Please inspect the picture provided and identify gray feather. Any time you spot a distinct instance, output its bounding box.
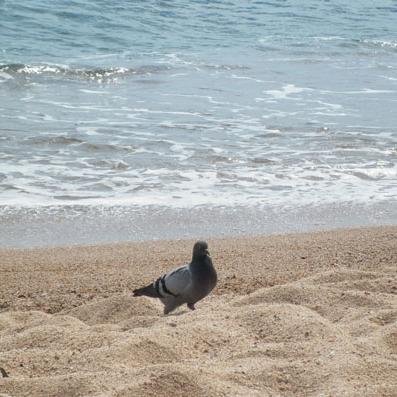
[162,266,192,296]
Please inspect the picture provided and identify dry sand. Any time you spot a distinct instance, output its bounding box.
[0,226,396,396]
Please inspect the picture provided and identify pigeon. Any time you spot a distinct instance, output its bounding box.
[133,241,217,314]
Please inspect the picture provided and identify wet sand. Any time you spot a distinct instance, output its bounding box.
[0,226,396,396]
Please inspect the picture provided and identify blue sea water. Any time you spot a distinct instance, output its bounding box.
[0,1,396,245]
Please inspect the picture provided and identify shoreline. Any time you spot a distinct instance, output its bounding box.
[1,226,396,395]
[1,199,396,248]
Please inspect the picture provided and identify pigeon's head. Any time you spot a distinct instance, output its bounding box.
[192,240,209,260]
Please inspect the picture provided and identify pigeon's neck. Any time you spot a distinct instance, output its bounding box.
[191,257,203,266]
[190,255,217,288]
[191,255,212,268]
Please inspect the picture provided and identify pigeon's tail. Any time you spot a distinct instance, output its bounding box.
[133,283,159,298]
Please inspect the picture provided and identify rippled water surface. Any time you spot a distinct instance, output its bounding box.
[1,0,396,211]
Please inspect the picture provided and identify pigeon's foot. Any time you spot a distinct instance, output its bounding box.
[187,303,196,311]
[163,307,173,315]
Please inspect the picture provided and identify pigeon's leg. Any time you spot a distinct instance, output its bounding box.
[163,300,180,315]
[187,303,195,311]
[163,307,171,315]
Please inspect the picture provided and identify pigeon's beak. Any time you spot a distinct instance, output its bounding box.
[205,249,210,256]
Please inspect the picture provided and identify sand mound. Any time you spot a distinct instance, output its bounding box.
[0,227,396,396]
[237,303,338,342]
[304,269,397,295]
[65,294,160,325]
[109,338,180,366]
[235,269,395,325]
[116,369,208,397]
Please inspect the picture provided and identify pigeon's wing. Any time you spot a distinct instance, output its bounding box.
[158,265,192,298]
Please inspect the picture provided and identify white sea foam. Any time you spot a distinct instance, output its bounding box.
[380,75,397,81]
[0,71,13,81]
[362,39,397,49]
[230,74,266,83]
[79,89,109,94]
[263,84,310,99]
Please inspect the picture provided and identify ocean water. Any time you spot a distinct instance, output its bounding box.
[0,1,396,246]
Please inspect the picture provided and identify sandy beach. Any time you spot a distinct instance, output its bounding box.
[0,226,396,396]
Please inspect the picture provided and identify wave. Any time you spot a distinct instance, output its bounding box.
[0,63,171,81]
[21,135,137,154]
[22,135,84,146]
[255,36,397,57]
[360,39,397,51]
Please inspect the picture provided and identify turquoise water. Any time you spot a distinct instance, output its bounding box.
[0,1,396,211]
